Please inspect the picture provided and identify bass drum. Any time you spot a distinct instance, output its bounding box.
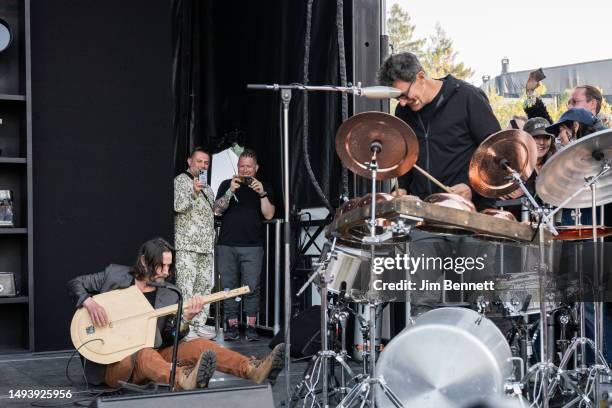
[376,308,512,408]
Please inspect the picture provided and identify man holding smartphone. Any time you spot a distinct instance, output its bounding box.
[174,147,216,340]
[214,148,275,341]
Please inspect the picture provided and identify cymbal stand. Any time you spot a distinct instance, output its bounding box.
[544,161,612,406]
[500,163,561,408]
[501,161,557,235]
[338,143,404,408]
[292,237,358,408]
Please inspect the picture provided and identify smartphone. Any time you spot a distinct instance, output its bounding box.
[198,169,208,185]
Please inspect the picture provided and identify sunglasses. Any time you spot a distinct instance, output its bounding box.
[396,73,424,102]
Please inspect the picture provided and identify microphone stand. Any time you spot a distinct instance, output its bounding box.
[246,81,398,403]
[167,285,183,392]
[147,281,183,392]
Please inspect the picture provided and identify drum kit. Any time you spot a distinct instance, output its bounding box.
[289,111,612,408]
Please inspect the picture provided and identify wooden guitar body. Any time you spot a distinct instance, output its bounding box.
[70,285,249,364]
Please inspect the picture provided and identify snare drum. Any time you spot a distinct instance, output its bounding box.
[318,245,366,296]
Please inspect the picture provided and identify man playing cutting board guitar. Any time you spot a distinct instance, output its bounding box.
[67,237,285,391]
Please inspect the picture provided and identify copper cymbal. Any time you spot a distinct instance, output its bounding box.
[480,208,517,222]
[356,193,395,208]
[335,112,419,180]
[423,193,476,212]
[336,197,361,217]
[469,129,537,198]
[417,193,476,236]
[335,193,393,218]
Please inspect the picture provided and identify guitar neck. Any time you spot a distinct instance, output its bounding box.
[151,286,249,319]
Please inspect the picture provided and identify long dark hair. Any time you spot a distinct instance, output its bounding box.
[574,122,598,139]
[129,238,176,281]
[537,140,556,167]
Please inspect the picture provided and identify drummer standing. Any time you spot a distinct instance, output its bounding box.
[377,52,500,206]
[377,52,501,316]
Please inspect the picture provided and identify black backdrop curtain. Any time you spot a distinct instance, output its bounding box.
[172,0,349,211]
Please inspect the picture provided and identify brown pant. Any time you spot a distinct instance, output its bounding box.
[104,339,251,389]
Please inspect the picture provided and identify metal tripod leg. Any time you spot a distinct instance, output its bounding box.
[338,377,405,408]
[378,376,406,408]
[547,336,610,405]
[337,380,368,408]
[289,354,322,408]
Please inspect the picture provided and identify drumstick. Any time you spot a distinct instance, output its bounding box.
[413,164,453,193]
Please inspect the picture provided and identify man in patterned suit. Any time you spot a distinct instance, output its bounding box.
[174,147,216,340]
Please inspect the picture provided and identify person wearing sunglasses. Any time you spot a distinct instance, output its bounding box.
[377,52,501,317]
[378,52,500,205]
[525,74,607,132]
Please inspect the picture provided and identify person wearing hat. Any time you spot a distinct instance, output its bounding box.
[545,107,599,150]
[500,117,555,201]
[547,109,612,365]
[544,108,600,225]
[524,72,607,131]
[524,117,556,172]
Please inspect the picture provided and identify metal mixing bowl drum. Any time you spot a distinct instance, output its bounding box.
[376,307,512,408]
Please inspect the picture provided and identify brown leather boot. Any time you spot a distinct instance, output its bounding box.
[177,350,216,390]
[246,343,285,384]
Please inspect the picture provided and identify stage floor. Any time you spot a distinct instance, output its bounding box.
[0,334,316,407]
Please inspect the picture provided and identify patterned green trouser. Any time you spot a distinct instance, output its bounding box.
[175,251,214,331]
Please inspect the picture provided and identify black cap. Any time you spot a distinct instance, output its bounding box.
[523,117,553,137]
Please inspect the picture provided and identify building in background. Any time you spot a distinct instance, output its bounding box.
[481,58,612,103]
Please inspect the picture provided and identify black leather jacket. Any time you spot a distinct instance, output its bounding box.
[67,264,187,385]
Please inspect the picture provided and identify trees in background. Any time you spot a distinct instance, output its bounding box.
[387,4,611,127]
[387,5,472,81]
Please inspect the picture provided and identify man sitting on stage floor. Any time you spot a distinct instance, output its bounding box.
[67,237,285,391]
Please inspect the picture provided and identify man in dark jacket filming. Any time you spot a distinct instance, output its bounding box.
[378,52,500,205]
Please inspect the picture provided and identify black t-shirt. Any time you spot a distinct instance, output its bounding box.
[143,288,157,307]
[216,179,274,246]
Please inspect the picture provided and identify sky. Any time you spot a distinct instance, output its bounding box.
[388,0,612,85]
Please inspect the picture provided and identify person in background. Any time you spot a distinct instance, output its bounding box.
[174,147,216,340]
[500,117,556,201]
[524,71,607,131]
[214,149,275,341]
[544,108,599,225]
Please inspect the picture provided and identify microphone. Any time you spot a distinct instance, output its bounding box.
[245,83,401,99]
[354,86,402,99]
